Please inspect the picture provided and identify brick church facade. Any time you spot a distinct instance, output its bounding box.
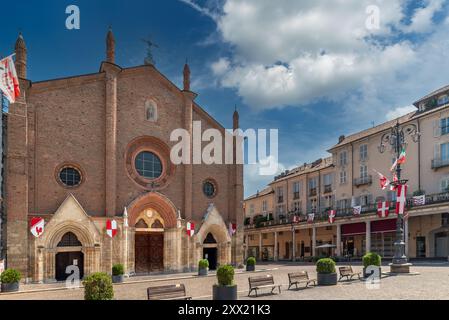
[4,30,244,283]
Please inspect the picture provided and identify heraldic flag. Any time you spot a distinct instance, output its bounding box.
[0,55,20,103]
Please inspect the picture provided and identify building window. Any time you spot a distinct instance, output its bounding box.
[203,180,217,198]
[59,166,82,187]
[292,201,301,212]
[323,173,333,192]
[438,95,449,106]
[308,178,317,196]
[249,204,255,215]
[145,100,158,122]
[441,177,449,193]
[441,118,449,136]
[293,181,301,199]
[441,142,449,161]
[360,144,368,161]
[339,151,347,166]
[135,151,163,180]
[262,200,267,213]
[57,232,82,247]
[340,171,347,184]
[277,187,284,203]
[360,165,368,179]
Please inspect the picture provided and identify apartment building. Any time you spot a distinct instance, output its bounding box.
[244,85,449,261]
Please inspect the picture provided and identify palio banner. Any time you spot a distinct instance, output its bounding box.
[30,217,45,238]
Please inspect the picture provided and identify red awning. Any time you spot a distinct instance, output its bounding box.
[371,219,396,233]
[341,222,366,236]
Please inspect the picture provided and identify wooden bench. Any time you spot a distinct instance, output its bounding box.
[147,284,192,300]
[248,274,281,297]
[288,271,316,290]
[338,266,361,282]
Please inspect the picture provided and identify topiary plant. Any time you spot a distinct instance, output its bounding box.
[198,259,209,269]
[0,269,21,283]
[316,258,336,274]
[246,257,256,266]
[216,265,235,286]
[362,252,382,268]
[83,272,114,300]
[112,264,124,276]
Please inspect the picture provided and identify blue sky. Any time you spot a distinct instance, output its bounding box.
[2,0,449,198]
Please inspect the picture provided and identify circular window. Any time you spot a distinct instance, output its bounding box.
[135,151,163,180]
[203,180,217,198]
[59,167,82,187]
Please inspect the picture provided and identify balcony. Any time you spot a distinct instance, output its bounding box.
[431,158,449,170]
[293,192,300,200]
[354,175,372,187]
[324,184,333,194]
[277,196,284,204]
[309,188,317,197]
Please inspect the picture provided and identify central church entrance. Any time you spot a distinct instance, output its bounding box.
[134,209,165,274]
[203,233,218,270]
[55,232,85,281]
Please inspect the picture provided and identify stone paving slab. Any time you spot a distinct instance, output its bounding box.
[1,263,448,300]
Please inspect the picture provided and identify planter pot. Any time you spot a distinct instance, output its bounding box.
[1,282,19,293]
[198,268,208,276]
[246,265,255,272]
[363,266,381,278]
[112,275,124,284]
[212,284,237,300]
[317,273,337,286]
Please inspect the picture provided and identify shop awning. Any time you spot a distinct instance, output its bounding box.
[341,222,366,236]
[371,219,396,233]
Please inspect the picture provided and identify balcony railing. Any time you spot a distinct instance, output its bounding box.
[354,175,372,187]
[431,158,449,170]
[293,192,300,200]
[246,192,449,229]
[324,185,332,194]
[309,188,317,197]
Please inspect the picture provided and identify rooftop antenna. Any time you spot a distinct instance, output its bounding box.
[141,35,159,66]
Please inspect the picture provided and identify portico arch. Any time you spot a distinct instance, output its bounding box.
[127,192,178,228]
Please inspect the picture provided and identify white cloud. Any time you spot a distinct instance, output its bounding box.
[182,0,448,112]
[386,105,417,120]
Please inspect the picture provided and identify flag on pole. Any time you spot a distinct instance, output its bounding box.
[396,184,408,215]
[373,169,390,190]
[377,201,389,218]
[390,172,398,191]
[186,221,195,237]
[106,219,118,238]
[292,215,300,223]
[412,195,426,206]
[307,213,315,224]
[391,148,406,171]
[0,55,20,103]
[328,210,336,224]
[123,207,129,227]
[353,206,362,216]
[30,217,45,238]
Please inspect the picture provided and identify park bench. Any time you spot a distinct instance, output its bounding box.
[248,274,281,297]
[338,266,361,282]
[147,284,192,300]
[287,271,316,290]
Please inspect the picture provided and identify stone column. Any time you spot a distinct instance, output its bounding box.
[259,233,263,261]
[274,232,278,261]
[292,228,296,262]
[365,221,371,254]
[336,224,342,256]
[312,227,316,257]
[404,218,409,257]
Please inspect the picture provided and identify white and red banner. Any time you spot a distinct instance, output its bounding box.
[328,210,336,224]
[413,195,426,206]
[106,219,118,238]
[353,206,362,216]
[307,213,315,224]
[292,215,300,223]
[373,169,390,190]
[377,201,390,218]
[30,217,45,238]
[186,221,195,237]
[0,55,20,103]
[228,222,237,236]
[396,184,408,215]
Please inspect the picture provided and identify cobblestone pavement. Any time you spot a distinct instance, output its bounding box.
[1,262,449,300]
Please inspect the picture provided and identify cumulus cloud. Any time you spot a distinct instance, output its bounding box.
[182,0,448,111]
[386,105,417,120]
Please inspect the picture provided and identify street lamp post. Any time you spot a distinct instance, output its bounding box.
[378,121,420,273]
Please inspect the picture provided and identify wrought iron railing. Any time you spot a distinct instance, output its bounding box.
[353,175,372,186]
[431,158,449,169]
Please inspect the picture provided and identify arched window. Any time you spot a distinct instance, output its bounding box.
[151,219,164,229]
[203,233,217,244]
[135,219,149,228]
[145,100,158,122]
[57,232,82,247]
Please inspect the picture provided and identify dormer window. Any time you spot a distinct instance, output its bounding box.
[145,100,158,122]
[419,103,426,112]
[438,95,449,106]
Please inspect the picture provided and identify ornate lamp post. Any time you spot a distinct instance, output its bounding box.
[378,121,420,273]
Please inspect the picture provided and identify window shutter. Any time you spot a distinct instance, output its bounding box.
[435,143,441,160]
[434,119,441,138]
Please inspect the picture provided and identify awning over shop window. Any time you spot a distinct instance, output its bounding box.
[371,219,396,233]
[341,222,366,236]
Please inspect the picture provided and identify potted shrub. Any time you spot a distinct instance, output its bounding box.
[0,269,21,293]
[198,259,209,276]
[111,264,124,283]
[362,252,382,278]
[212,265,237,300]
[316,258,337,286]
[83,272,114,300]
[246,257,256,272]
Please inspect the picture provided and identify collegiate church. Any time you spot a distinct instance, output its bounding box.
[5,29,244,283]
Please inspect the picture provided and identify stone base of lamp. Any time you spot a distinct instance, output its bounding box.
[389,262,412,274]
